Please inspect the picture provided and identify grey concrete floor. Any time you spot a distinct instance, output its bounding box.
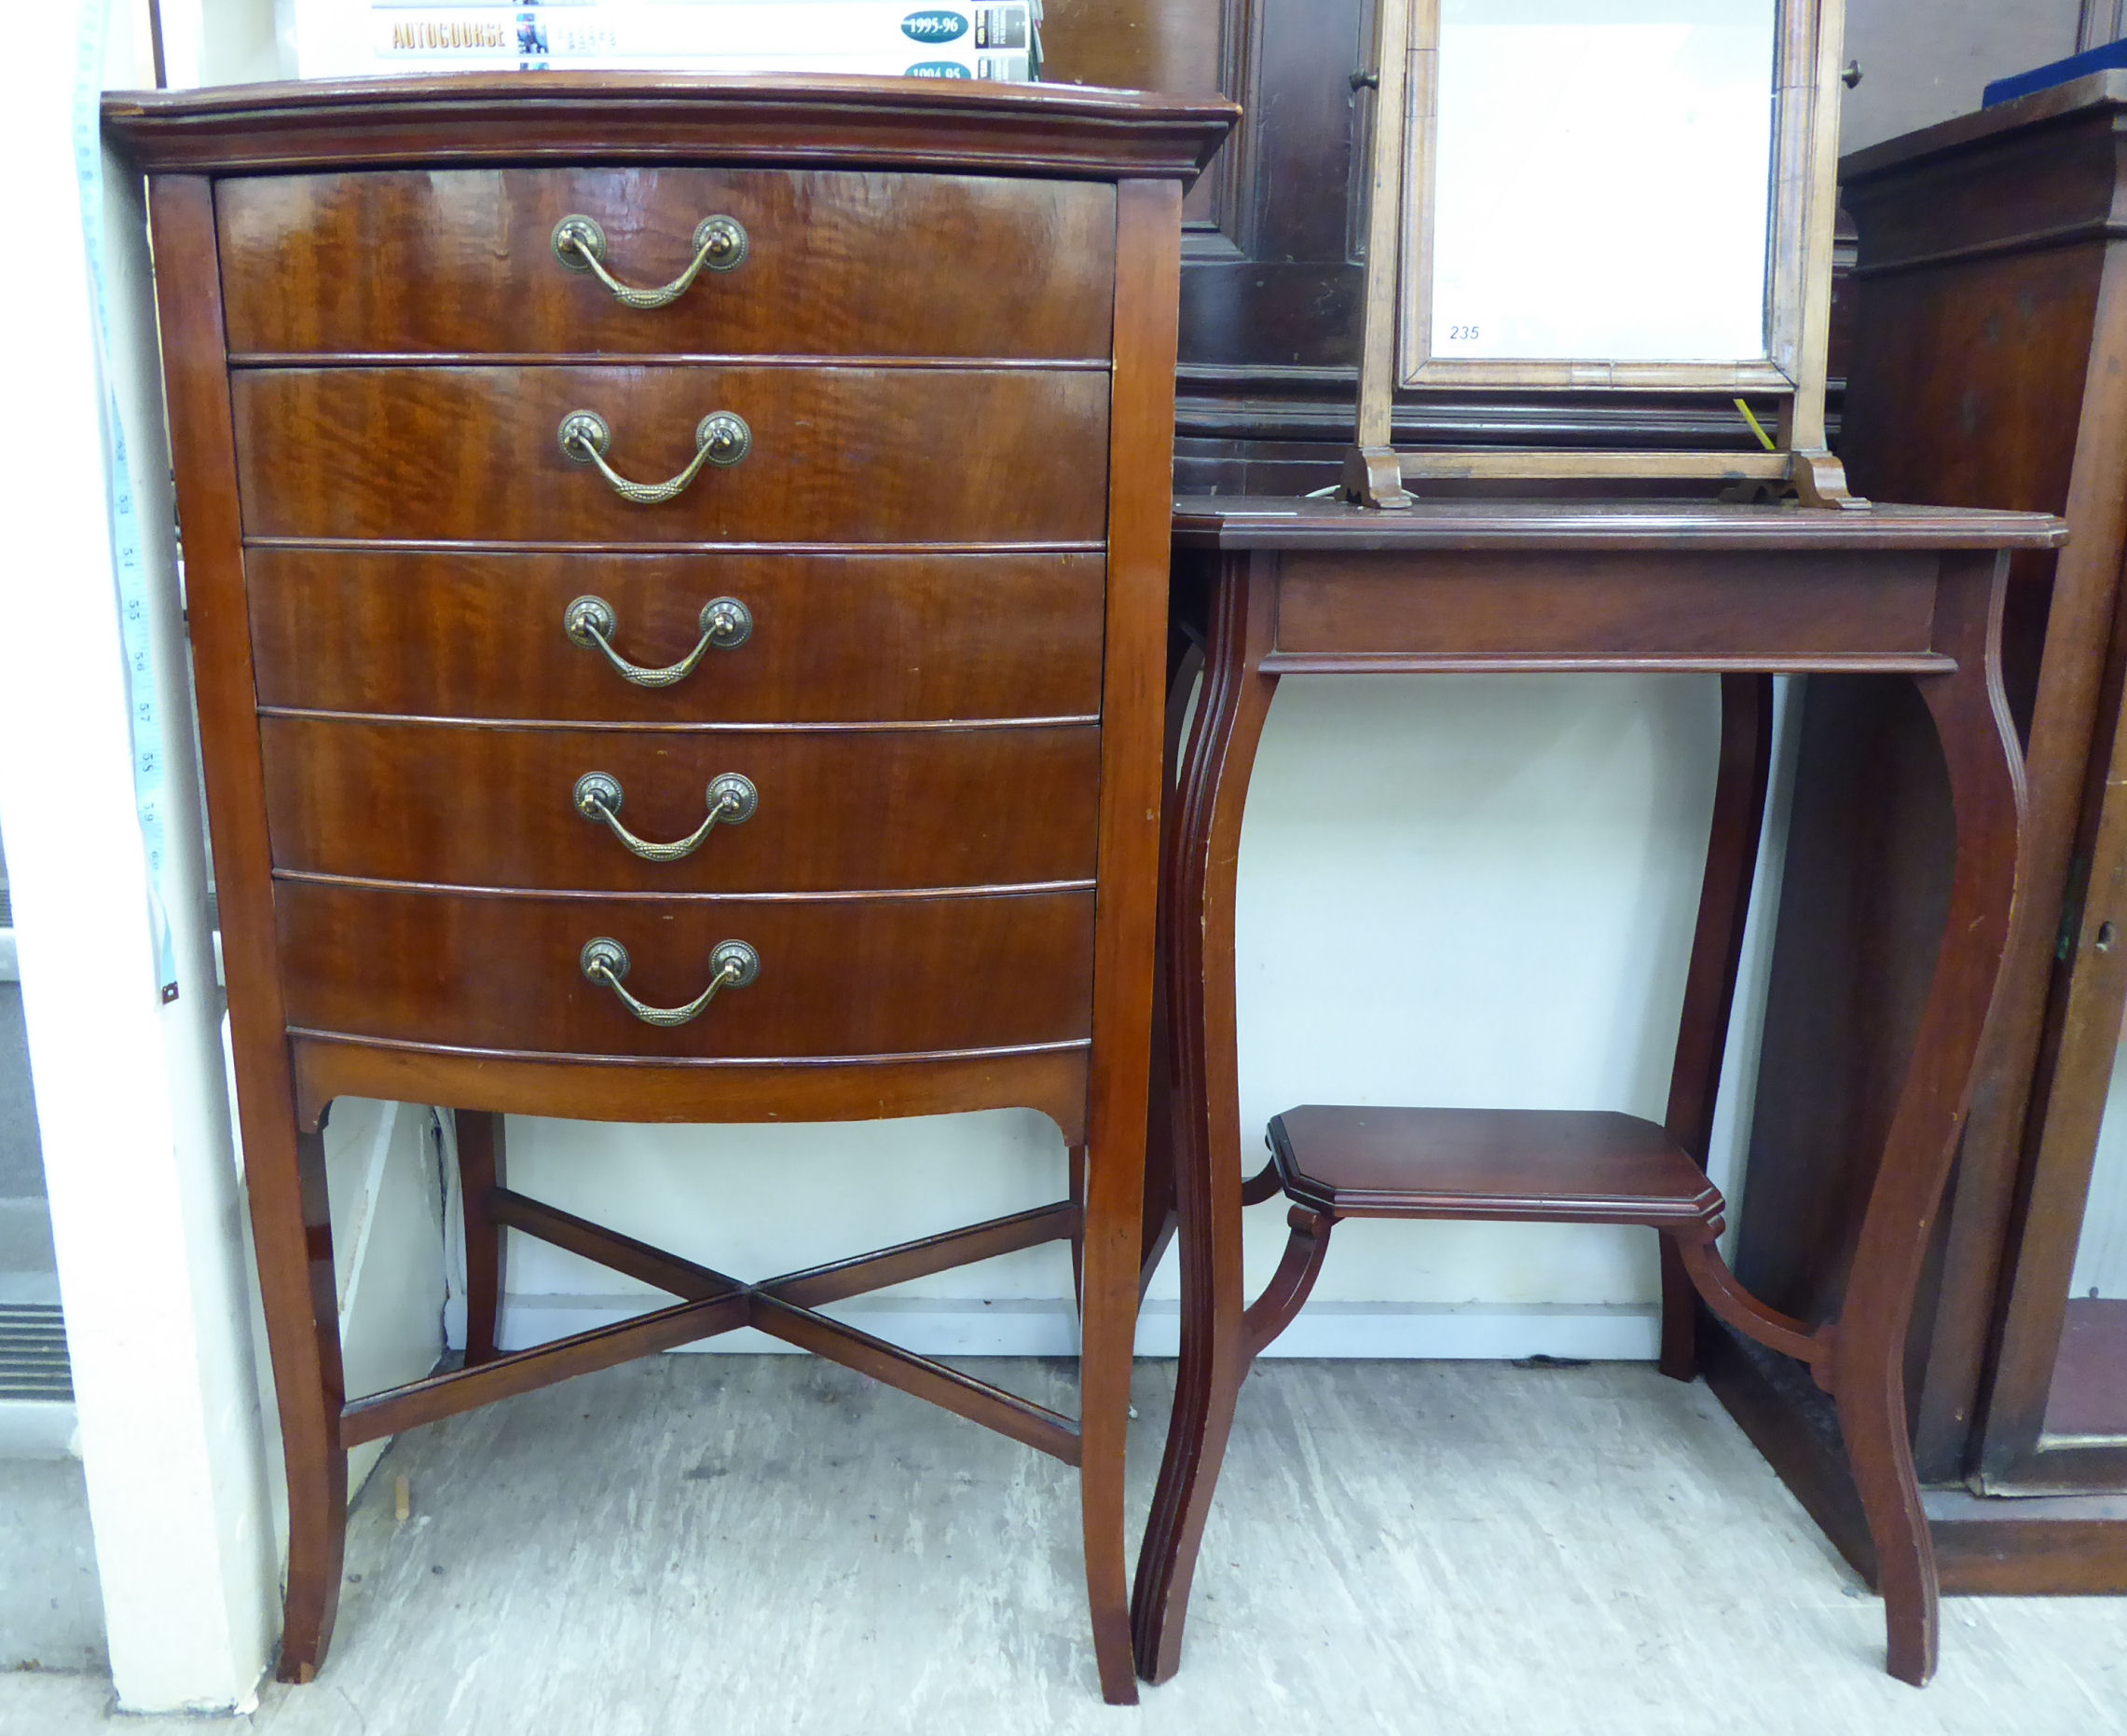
[0,973,86,1672]
[1,1356,2121,1735]
[0,1458,104,1675]
[0,986,44,1199]
[0,983,57,1307]
[4,793,2103,1730]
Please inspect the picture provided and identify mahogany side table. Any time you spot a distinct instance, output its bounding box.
[1130,498,2066,1688]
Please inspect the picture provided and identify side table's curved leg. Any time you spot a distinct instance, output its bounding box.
[458,1110,508,1367]
[1132,555,1280,1684]
[1660,673,1774,1381]
[266,1120,350,1681]
[1832,555,2024,1686]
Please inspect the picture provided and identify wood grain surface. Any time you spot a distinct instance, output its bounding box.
[290,1040,1092,1144]
[110,74,1230,1704]
[1835,84,2127,1510]
[218,168,1115,361]
[244,548,1106,723]
[1171,496,2067,552]
[103,72,1238,182]
[144,172,351,1682]
[258,716,1101,892]
[1269,550,1942,666]
[231,365,1110,543]
[1132,506,2053,1693]
[1266,1106,1726,1227]
[274,882,1096,1059]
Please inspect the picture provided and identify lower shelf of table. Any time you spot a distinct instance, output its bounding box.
[1267,1104,1724,1230]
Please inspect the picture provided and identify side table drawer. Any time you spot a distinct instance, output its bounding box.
[1269,551,1942,665]
[216,169,1117,361]
[245,548,1107,723]
[232,365,1110,544]
[275,883,1097,1059]
[259,718,1102,893]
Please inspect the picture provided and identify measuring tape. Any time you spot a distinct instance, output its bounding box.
[72,0,179,1003]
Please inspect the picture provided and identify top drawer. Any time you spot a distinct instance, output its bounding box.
[216,169,1117,362]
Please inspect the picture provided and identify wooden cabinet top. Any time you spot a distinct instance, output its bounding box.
[1172,497,2068,554]
[1842,69,2127,183]
[102,72,1238,182]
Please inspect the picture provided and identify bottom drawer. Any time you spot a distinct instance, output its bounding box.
[275,883,1095,1061]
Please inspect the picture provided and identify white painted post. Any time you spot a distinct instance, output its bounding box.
[0,1,279,1711]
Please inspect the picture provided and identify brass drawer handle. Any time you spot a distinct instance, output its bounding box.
[563,595,752,689]
[572,771,758,863]
[580,936,759,1028]
[558,409,751,505]
[551,213,748,309]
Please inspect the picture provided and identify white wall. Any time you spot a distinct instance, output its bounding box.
[160,0,284,84]
[1842,0,2081,152]
[324,1102,448,1489]
[2072,1045,2127,1301]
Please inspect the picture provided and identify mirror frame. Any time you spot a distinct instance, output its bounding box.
[1346,0,1859,509]
[1400,0,1812,391]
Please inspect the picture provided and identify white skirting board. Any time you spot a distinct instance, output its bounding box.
[475,1293,1664,1362]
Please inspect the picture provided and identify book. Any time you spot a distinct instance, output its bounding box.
[1983,39,2127,109]
[281,1,1040,82]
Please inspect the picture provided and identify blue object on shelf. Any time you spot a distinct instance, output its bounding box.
[1984,40,2127,108]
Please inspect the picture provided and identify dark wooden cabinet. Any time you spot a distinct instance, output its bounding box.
[106,73,1234,1702]
[1704,72,2127,1591]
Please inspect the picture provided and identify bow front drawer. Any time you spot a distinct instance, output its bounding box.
[274,883,1096,1060]
[216,169,1117,361]
[244,549,1106,724]
[259,718,1102,893]
[231,365,1109,544]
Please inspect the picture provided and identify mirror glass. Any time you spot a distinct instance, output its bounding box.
[1425,0,1779,364]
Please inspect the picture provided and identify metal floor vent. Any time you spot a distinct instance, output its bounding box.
[0,1304,71,1402]
[0,883,12,928]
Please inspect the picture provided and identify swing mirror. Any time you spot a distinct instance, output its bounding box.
[1413,0,1793,386]
[1349,0,1855,507]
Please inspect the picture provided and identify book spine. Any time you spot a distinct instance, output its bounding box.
[343,4,1033,77]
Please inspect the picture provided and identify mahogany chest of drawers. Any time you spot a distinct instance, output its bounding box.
[106,75,1233,1703]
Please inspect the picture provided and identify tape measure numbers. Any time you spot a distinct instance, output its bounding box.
[73,0,179,1003]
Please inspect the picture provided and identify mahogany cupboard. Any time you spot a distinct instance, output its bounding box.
[1705,74,2127,1589]
[103,74,1234,1700]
